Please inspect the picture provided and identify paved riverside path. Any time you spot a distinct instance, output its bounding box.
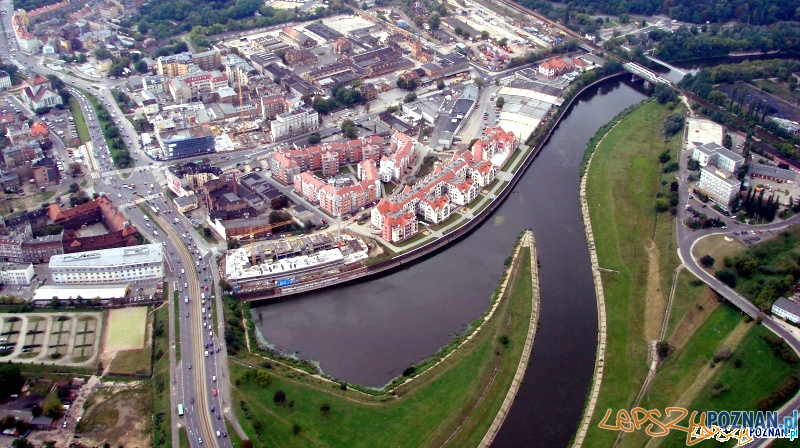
[479,230,541,447]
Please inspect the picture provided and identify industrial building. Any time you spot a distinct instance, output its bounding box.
[49,244,164,284]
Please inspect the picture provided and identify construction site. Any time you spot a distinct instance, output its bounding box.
[223,231,370,292]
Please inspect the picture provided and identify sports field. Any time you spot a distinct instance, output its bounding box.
[105,307,147,351]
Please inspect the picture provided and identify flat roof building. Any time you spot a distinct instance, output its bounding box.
[49,244,163,284]
[156,126,215,160]
[32,284,129,306]
[772,297,800,325]
[0,262,34,285]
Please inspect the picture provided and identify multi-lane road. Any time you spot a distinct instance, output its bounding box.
[0,5,238,443]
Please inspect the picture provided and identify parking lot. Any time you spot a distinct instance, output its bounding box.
[0,312,103,366]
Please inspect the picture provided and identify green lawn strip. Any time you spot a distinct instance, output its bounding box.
[659,324,800,448]
[393,231,431,248]
[665,270,708,339]
[68,96,91,144]
[501,148,522,172]
[429,213,462,232]
[230,248,533,447]
[385,182,398,195]
[152,304,172,448]
[73,86,133,170]
[224,418,244,446]
[443,218,466,235]
[511,147,532,173]
[583,101,684,446]
[620,304,745,447]
[179,427,190,448]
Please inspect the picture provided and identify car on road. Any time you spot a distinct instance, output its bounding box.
[205,350,209,357]
[212,375,216,382]
[212,389,217,396]
[216,430,221,437]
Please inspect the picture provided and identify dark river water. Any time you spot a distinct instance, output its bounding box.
[252,77,648,446]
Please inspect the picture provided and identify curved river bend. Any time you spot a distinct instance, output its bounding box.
[252,79,648,446]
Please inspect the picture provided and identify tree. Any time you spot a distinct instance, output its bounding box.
[69,182,80,193]
[273,389,286,404]
[308,132,321,145]
[341,119,357,139]
[700,254,715,268]
[481,30,489,40]
[219,279,232,292]
[134,60,149,73]
[241,441,254,448]
[320,402,331,414]
[11,439,34,448]
[227,240,241,250]
[404,92,417,103]
[0,364,24,401]
[495,97,505,109]
[68,162,83,177]
[473,77,486,89]
[454,26,463,37]
[104,126,120,139]
[43,392,63,418]
[427,13,441,31]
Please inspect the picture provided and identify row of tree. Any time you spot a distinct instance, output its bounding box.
[514,0,799,26]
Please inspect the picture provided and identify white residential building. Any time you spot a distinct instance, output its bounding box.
[692,142,745,173]
[0,71,11,90]
[270,106,320,141]
[0,262,35,285]
[698,166,741,209]
[49,244,164,284]
[772,297,800,325]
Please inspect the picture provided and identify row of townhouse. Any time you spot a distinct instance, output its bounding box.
[269,135,386,185]
[371,151,497,243]
[294,159,381,217]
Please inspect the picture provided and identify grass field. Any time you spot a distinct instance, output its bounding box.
[620,303,746,447]
[105,307,147,351]
[230,244,534,447]
[107,348,152,375]
[691,234,746,274]
[582,100,685,446]
[659,323,800,448]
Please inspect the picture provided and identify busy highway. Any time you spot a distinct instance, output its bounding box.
[0,2,235,441]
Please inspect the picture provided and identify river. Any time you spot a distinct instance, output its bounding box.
[251,77,648,446]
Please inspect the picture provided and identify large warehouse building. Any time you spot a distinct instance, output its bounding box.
[49,244,164,284]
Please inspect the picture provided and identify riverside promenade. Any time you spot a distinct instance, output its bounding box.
[479,230,541,447]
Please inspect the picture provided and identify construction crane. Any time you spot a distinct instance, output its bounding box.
[238,81,244,127]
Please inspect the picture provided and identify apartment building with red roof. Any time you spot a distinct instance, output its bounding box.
[371,151,496,243]
[294,159,381,217]
[471,126,518,167]
[269,135,385,185]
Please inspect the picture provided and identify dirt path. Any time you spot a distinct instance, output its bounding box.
[644,241,666,342]
[668,291,722,350]
[645,321,752,448]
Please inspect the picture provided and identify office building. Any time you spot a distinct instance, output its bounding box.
[49,244,164,284]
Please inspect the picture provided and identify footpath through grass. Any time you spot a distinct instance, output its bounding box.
[582,100,685,446]
[230,245,534,447]
[658,322,800,448]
